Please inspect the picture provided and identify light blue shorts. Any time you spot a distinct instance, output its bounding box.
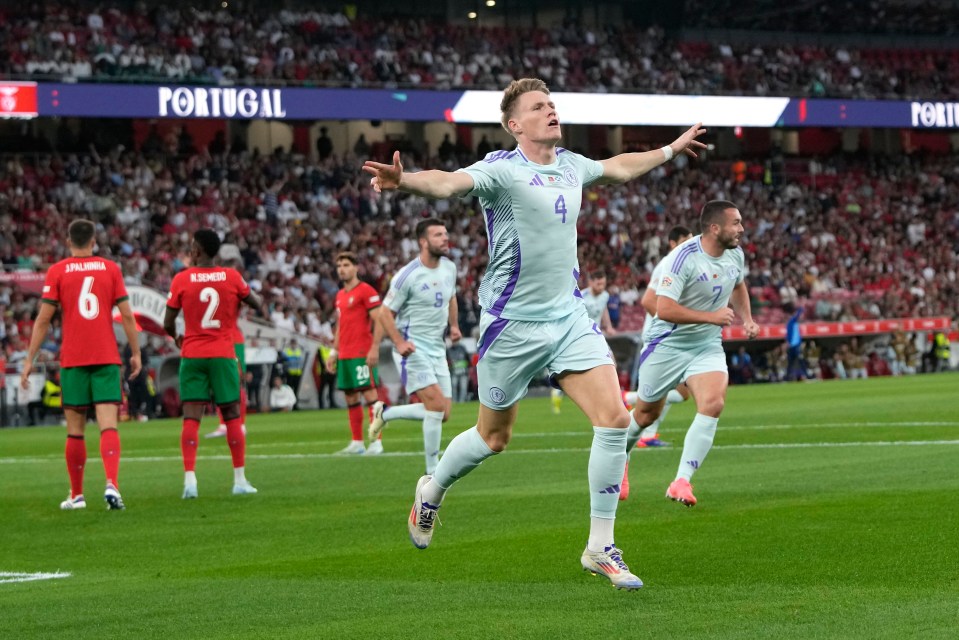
[476,307,614,409]
[636,340,727,402]
[393,349,452,398]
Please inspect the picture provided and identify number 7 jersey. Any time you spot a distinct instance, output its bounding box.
[167,266,250,358]
[644,235,746,349]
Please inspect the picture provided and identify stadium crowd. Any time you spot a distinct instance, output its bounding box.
[2,4,959,99]
[1,139,956,367]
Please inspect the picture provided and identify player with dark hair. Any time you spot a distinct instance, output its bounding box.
[629,201,758,508]
[364,77,706,589]
[164,229,263,499]
[368,217,459,474]
[21,219,141,510]
[326,251,385,454]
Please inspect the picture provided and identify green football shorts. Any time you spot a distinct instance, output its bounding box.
[60,364,122,408]
[179,357,241,405]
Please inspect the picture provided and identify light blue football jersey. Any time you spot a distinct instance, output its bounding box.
[383,256,457,359]
[459,147,604,321]
[643,235,746,348]
[641,258,667,342]
[581,288,609,325]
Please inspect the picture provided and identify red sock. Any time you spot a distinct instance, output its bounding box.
[99,428,121,489]
[182,418,200,472]
[348,404,363,441]
[226,416,245,468]
[65,435,86,499]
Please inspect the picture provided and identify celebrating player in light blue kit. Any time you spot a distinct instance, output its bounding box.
[630,201,759,508]
[363,78,706,590]
[370,218,460,475]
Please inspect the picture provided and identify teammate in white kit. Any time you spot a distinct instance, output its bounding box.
[629,201,759,508]
[363,77,707,590]
[370,218,460,475]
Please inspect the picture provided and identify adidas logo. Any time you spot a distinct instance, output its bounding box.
[697,273,709,282]
[528,174,545,186]
[420,283,430,291]
[599,484,621,495]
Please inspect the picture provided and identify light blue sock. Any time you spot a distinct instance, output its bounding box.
[422,410,444,475]
[677,413,718,481]
[422,426,495,505]
[588,426,628,519]
[639,401,673,441]
[383,403,426,421]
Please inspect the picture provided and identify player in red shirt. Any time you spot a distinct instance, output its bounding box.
[20,219,141,511]
[164,229,263,499]
[326,251,385,454]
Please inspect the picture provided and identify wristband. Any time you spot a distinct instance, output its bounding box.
[660,145,674,161]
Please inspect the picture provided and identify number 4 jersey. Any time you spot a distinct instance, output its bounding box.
[41,256,129,367]
[458,147,604,322]
[167,266,250,359]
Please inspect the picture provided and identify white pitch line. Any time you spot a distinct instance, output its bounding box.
[1,439,958,465]
[0,571,71,585]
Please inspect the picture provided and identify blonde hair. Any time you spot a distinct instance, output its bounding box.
[500,78,550,136]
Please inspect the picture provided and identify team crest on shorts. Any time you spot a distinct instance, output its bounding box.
[642,384,653,398]
[489,387,506,404]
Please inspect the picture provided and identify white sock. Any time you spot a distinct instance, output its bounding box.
[423,426,495,505]
[184,470,197,487]
[233,466,247,484]
[588,516,615,553]
[383,403,426,421]
[625,412,643,454]
[588,426,627,519]
[639,401,673,441]
[624,391,638,406]
[667,389,685,404]
[422,410,444,475]
[677,413,718,481]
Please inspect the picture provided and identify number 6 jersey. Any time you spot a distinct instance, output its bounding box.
[40,256,129,367]
[167,266,250,358]
[383,257,457,359]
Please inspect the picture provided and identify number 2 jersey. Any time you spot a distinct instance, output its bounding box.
[40,256,129,367]
[643,235,746,349]
[383,257,457,359]
[458,147,604,322]
[167,266,250,359]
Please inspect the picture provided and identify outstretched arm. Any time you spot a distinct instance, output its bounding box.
[362,151,475,199]
[597,123,708,185]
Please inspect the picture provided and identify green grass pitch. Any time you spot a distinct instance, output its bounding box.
[2,374,958,639]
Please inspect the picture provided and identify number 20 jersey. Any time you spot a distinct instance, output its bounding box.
[167,267,250,359]
[458,148,604,322]
[41,257,129,367]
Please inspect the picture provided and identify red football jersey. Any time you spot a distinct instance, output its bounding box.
[335,281,381,358]
[167,267,250,359]
[41,257,128,367]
